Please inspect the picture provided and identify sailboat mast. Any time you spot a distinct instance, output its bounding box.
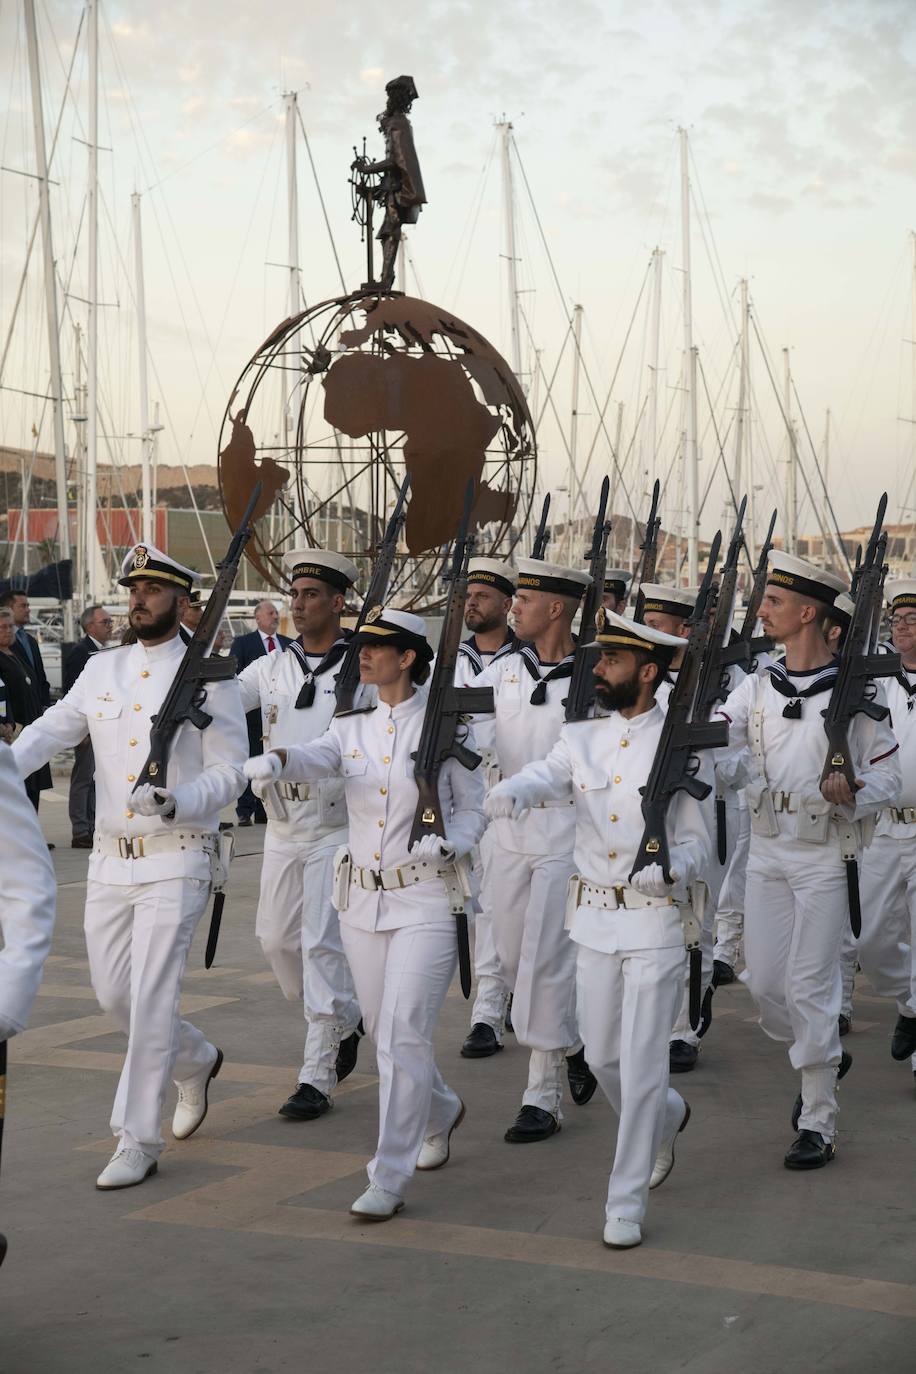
[679,128,699,583]
[24,0,74,637]
[568,303,583,559]
[86,0,99,599]
[647,247,663,478]
[783,347,798,555]
[732,277,749,546]
[498,119,523,381]
[131,193,153,544]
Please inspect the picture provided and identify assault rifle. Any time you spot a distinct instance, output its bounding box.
[820,493,901,936]
[565,475,611,722]
[409,482,494,999]
[334,473,410,714]
[630,533,728,1028]
[718,507,777,677]
[134,482,262,792]
[631,479,662,624]
[531,493,552,559]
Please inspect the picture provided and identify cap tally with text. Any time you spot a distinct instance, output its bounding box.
[515,558,592,600]
[467,557,516,597]
[603,568,631,597]
[118,544,200,594]
[352,605,434,663]
[638,583,697,619]
[587,607,686,653]
[766,551,845,607]
[282,547,359,593]
[887,578,916,611]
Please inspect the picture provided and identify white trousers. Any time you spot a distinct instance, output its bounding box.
[487,846,578,1113]
[743,832,846,1137]
[255,827,360,1094]
[839,833,916,1017]
[577,940,686,1224]
[84,876,215,1157]
[469,828,510,1033]
[341,919,460,1198]
[714,801,750,968]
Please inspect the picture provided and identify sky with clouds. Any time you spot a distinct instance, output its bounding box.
[2,0,915,546]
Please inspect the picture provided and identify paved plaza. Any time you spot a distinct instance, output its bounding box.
[2,785,915,1373]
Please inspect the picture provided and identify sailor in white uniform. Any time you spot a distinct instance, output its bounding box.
[716,552,901,1169]
[487,611,712,1249]
[602,569,631,615]
[0,743,58,1039]
[474,557,594,1143]
[237,549,364,1121]
[454,557,517,1059]
[245,608,485,1221]
[838,580,916,1067]
[11,545,247,1190]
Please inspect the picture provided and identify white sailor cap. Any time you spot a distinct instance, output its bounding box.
[639,583,697,619]
[766,551,846,606]
[467,557,516,597]
[887,578,916,611]
[587,607,686,652]
[825,592,855,627]
[118,544,199,594]
[352,605,434,663]
[603,568,632,595]
[516,558,592,600]
[282,548,359,593]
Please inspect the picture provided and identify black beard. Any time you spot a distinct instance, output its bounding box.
[464,611,503,636]
[594,676,641,712]
[130,603,179,642]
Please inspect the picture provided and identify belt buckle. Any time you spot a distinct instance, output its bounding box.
[613,885,626,909]
[117,835,144,859]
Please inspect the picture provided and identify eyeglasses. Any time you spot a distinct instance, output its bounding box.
[890,615,916,629]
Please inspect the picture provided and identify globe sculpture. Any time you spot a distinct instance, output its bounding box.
[217,290,537,608]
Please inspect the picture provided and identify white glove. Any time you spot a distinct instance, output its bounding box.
[244,753,283,783]
[629,862,679,898]
[485,783,527,821]
[0,1014,21,1043]
[409,834,456,864]
[131,783,176,819]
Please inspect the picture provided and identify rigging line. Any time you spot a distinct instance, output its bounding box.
[295,103,346,294]
[696,352,753,574]
[687,143,739,340]
[142,104,278,194]
[0,4,85,389]
[791,373,856,568]
[578,255,652,480]
[510,132,639,523]
[445,128,497,304]
[750,312,851,575]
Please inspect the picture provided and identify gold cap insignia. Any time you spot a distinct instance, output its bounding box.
[366,605,382,624]
[133,545,149,570]
[596,606,607,632]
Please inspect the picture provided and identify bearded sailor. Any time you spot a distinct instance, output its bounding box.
[487,610,712,1248]
[715,551,901,1169]
[474,557,595,1142]
[453,557,517,1059]
[237,548,364,1121]
[11,544,248,1189]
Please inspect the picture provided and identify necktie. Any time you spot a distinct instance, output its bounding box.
[766,661,837,718]
[518,646,575,705]
[267,635,276,652]
[288,639,349,708]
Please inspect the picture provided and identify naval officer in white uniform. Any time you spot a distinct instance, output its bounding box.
[238,548,364,1120]
[487,611,712,1248]
[245,608,485,1221]
[12,544,248,1189]
[715,551,901,1169]
[0,742,58,1039]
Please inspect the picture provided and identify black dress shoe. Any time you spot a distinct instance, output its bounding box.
[784,1129,836,1170]
[278,1083,332,1120]
[566,1048,598,1105]
[712,959,736,987]
[791,1050,852,1131]
[669,1040,698,1073]
[504,994,514,1035]
[71,835,93,849]
[461,1023,503,1059]
[335,1021,364,1083]
[218,821,234,832]
[891,1013,916,1061]
[838,1013,851,1037]
[504,1105,560,1143]
[237,816,254,828]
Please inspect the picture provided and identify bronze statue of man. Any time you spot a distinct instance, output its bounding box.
[353,75,426,292]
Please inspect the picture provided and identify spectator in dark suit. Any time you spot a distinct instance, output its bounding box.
[230,600,290,825]
[0,606,50,813]
[0,591,51,709]
[63,604,114,847]
[0,594,52,818]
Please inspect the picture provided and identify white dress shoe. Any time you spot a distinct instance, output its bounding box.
[603,1217,642,1249]
[96,1148,158,1191]
[172,1048,223,1140]
[649,1100,691,1190]
[349,1184,404,1221]
[417,1100,465,1171]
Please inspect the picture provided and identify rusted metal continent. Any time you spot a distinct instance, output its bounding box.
[217,407,289,584]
